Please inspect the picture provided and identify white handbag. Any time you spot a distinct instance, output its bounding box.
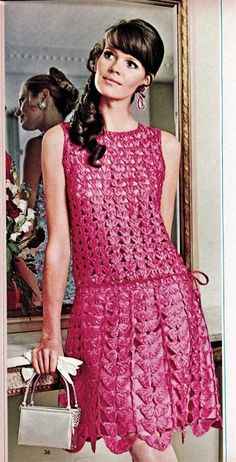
[18,371,81,449]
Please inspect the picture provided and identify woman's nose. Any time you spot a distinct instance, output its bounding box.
[109,60,121,74]
[15,107,21,117]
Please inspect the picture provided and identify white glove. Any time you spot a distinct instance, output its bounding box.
[57,356,83,384]
[21,350,83,384]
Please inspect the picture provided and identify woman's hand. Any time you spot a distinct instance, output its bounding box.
[31,337,64,375]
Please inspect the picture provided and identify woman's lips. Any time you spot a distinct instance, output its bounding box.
[103,77,121,85]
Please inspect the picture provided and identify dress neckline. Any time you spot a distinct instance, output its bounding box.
[103,123,142,136]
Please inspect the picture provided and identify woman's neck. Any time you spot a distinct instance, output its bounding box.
[41,110,64,133]
[99,98,137,132]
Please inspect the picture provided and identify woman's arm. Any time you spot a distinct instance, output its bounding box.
[31,125,70,375]
[23,136,42,209]
[160,131,181,237]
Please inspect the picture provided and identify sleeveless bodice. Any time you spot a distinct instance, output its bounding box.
[62,123,187,288]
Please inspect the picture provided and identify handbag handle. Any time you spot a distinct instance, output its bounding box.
[22,371,78,410]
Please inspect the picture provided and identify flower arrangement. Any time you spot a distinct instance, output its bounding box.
[6,154,45,315]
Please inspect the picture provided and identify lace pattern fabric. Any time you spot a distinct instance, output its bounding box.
[60,122,222,454]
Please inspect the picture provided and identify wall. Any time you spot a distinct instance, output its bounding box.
[221,1,236,461]
[0,4,8,462]
[184,0,222,460]
[150,81,175,134]
[190,0,222,323]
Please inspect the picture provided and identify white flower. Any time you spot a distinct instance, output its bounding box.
[6,179,18,196]
[20,220,32,234]
[27,208,35,220]
[13,198,27,214]
[10,232,21,242]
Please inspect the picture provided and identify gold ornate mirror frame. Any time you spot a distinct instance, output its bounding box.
[176,0,192,270]
[158,0,191,269]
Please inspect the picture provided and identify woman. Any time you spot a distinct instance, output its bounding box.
[15,68,78,304]
[32,20,222,462]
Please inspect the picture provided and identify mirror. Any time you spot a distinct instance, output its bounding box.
[5,0,190,331]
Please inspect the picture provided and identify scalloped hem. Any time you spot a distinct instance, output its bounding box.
[68,418,223,455]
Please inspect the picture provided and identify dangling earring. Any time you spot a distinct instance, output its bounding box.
[137,86,146,111]
[38,100,47,110]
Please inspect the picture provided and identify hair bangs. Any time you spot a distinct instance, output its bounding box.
[105,23,150,72]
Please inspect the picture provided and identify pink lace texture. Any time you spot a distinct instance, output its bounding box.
[60,122,222,454]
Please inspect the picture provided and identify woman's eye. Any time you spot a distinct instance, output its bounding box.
[127,60,138,69]
[103,50,114,59]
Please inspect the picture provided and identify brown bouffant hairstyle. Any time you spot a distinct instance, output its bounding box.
[70,19,164,167]
[24,67,79,119]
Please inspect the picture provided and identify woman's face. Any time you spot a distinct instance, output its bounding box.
[94,44,150,103]
[15,84,45,131]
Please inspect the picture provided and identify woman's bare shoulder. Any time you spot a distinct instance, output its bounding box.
[42,125,64,160]
[160,130,181,159]
[43,124,64,144]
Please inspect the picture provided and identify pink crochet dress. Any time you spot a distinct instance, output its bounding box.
[61,122,222,454]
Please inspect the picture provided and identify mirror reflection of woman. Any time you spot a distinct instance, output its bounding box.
[32,20,222,462]
[15,68,78,305]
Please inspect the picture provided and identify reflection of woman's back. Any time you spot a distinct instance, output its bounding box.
[15,67,79,304]
[34,177,75,303]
